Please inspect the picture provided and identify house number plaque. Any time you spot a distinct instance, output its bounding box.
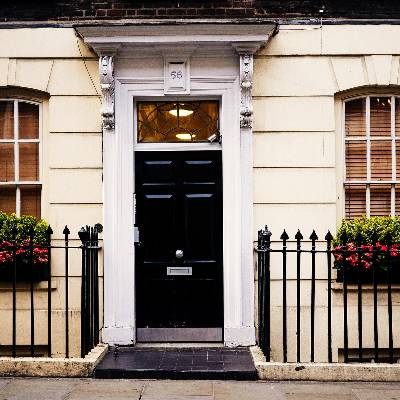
[164,59,190,94]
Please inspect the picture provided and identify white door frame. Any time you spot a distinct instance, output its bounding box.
[102,75,255,346]
[77,22,276,346]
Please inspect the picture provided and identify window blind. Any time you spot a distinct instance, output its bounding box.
[345,96,399,218]
[0,101,41,218]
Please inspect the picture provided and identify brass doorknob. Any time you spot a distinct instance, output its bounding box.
[175,249,184,259]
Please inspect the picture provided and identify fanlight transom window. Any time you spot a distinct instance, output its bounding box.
[137,101,219,143]
[344,96,400,218]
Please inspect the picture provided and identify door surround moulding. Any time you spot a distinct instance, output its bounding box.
[78,23,276,347]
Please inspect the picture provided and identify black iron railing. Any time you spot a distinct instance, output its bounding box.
[0,224,102,358]
[256,226,400,364]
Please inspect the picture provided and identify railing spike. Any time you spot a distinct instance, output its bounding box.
[295,229,303,240]
[280,229,289,241]
[264,225,272,237]
[385,231,392,245]
[355,231,363,246]
[309,230,318,241]
[325,230,333,242]
[63,225,71,235]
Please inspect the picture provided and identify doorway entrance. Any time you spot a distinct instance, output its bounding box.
[135,150,223,342]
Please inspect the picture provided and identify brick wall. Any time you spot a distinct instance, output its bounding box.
[1,0,400,21]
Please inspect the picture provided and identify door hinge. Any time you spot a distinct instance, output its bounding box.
[133,192,137,221]
[134,226,140,244]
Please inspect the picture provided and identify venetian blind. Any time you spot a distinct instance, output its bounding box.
[345,96,398,219]
[0,101,41,218]
[345,98,367,217]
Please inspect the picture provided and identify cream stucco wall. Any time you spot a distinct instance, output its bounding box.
[0,28,103,357]
[253,24,400,362]
[2,24,400,359]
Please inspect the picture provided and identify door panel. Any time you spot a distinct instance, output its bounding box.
[184,193,216,260]
[142,194,176,261]
[135,151,223,341]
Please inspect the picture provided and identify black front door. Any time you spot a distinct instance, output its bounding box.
[135,151,223,342]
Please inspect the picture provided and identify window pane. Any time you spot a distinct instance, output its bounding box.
[0,143,14,182]
[345,185,366,218]
[0,186,16,214]
[345,98,366,137]
[19,102,39,139]
[20,185,41,218]
[370,184,391,216]
[371,140,392,180]
[0,101,14,139]
[397,141,400,180]
[370,97,391,136]
[396,98,400,137]
[346,140,367,180]
[19,143,39,181]
[396,186,400,214]
[137,101,219,143]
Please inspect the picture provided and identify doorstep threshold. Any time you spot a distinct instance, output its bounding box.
[135,342,224,348]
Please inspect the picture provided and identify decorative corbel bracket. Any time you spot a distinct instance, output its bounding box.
[238,53,254,129]
[99,55,115,131]
[233,43,263,131]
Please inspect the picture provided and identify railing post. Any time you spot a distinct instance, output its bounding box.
[263,226,272,362]
[79,226,89,358]
[355,232,363,362]
[12,226,17,358]
[29,228,35,357]
[93,226,100,346]
[371,232,379,363]
[46,225,53,358]
[88,227,94,352]
[295,229,303,363]
[340,230,349,363]
[280,230,289,363]
[386,232,394,363]
[257,229,264,354]
[63,226,70,358]
[309,230,318,363]
[325,231,333,363]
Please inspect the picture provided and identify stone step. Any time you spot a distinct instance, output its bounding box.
[94,347,257,380]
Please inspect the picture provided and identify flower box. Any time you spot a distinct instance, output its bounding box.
[0,260,49,282]
[0,213,50,283]
[333,216,400,284]
[336,265,400,284]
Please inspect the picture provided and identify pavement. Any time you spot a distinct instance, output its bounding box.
[0,378,399,399]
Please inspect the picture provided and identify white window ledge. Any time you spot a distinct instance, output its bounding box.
[0,279,57,291]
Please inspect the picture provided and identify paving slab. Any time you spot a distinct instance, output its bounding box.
[214,381,286,400]
[285,395,356,400]
[0,378,81,400]
[0,378,400,399]
[0,378,11,390]
[141,396,214,400]
[143,380,213,396]
[352,388,400,400]
[278,382,357,395]
[72,378,147,392]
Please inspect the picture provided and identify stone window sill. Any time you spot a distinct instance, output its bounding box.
[0,279,57,291]
[332,282,400,291]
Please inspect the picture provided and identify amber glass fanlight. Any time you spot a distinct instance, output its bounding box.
[137,101,219,143]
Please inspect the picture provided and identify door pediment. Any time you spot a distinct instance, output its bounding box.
[76,23,276,57]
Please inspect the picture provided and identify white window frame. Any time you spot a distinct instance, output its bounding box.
[0,99,42,217]
[343,95,399,218]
